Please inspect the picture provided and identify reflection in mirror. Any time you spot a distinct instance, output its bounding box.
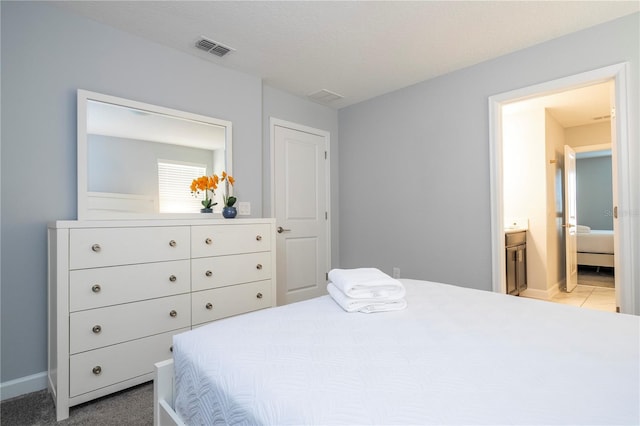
[77,90,232,219]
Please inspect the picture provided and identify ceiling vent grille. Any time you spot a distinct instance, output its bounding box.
[195,37,235,57]
[308,89,344,103]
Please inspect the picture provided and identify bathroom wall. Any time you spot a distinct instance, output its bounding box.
[502,106,547,293]
[565,121,611,148]
[545,110,566,291]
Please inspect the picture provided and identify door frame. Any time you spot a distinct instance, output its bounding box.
[269,117,332,299]
[488,63,634,314]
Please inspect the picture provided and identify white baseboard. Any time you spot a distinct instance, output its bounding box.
[0,371,47,401]
[519,288,550,300]
[520,281,561,300]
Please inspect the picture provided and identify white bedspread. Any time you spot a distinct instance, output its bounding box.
[577,229,614,254]
[173,279,640,425]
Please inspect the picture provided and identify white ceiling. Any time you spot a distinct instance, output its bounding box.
[52,1,637,112]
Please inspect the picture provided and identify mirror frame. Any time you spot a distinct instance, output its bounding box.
[77,89,232,220]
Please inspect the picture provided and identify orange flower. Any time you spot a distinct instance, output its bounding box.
[191,174,219,209]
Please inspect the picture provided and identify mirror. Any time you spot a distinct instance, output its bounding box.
[77,90,232,220]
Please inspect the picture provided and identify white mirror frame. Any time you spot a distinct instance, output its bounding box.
[77,89,232,220]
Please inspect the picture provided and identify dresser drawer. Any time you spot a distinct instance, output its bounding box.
[191,224,271,258]
[69,260,190,312]
[192,280,272,325]
[70,294,190,354]
[69,227,190,269]
[69,328,187,397]
[191,252,272,291]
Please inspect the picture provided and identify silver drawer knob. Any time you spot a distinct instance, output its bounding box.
[169,310,177,318]
[205,238,212,245]
[256,264,263,270]
[92,366,102,375]
[92,325,102,334]
[256,235,262,241]
[92,284,101,293]
[205,270,212,277]
[169,275,177,282]
[169,240,177,247]
[205,302,213,310]
[91,244,101,252]
[256,292,263,299]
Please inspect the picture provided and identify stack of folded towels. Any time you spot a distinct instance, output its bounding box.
[327,268,407,313]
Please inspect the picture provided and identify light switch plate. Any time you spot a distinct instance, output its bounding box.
[238,202,250,215]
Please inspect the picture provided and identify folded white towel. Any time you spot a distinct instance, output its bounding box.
[327,283,407,313]
[328,268,406,300]
[577,225,591,233]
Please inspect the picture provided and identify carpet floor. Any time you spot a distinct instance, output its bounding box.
[577,265,615,288]
[0,382,152,426]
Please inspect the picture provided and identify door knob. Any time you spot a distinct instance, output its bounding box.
[277,226,291,234]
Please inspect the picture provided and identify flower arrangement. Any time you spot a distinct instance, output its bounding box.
[220,171,236,208]
[190,174,219,210]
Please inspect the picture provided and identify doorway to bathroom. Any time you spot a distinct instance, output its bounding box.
[488,63,633,314]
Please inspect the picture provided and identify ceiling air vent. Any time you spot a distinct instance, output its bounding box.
[308,89,344,104]
[195,37,235,57]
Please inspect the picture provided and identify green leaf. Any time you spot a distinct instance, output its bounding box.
[226,196,237,207]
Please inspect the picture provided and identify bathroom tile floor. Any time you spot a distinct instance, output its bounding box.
[552,268,615,312]
[522,268,616,312]
[550,284,616,312]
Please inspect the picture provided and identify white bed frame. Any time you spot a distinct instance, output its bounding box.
[577,252,614,268]
[154,359,185,426]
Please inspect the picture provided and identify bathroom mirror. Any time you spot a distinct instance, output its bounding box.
[77,90,232,220]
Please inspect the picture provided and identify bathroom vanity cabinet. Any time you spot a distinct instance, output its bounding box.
[505,230,527,296]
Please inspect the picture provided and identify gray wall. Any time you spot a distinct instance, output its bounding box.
[262,85,340,268]
[338,13,639,294]
[577,156,614,230]
[0,1,337,386]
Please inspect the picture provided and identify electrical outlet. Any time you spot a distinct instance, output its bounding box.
[392,267,400,279]
[238,202,250,215]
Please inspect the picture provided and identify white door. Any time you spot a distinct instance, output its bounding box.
[273,121,330,305]
[608,82,620,311]
[564,145,578,292]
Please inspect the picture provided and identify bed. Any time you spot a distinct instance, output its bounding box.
[577,228,614,269]
[154,278,639,425]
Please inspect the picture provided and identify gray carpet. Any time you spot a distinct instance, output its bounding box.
[578,266,615,288]
[0,382,153,426]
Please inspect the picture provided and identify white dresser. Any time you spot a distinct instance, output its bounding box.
[48,218,276,421]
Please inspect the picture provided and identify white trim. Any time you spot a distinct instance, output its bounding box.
[573,143,611,154]
[0,371,47,401]
[489,63,634,314]
[520,286,559,301]
[520,279,562,301]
